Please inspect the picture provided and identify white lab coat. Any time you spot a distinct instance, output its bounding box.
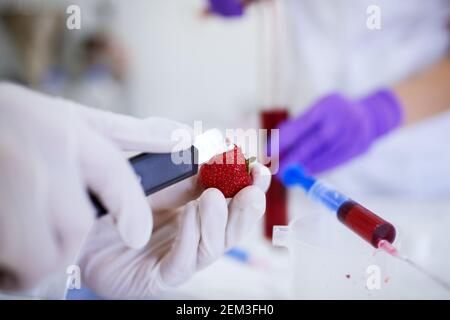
[285,0,450,198]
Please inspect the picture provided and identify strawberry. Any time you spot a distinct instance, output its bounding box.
[199,145,254,198]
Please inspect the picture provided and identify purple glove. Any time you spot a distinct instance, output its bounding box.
[208,0,245,17]
[277,89,404,176]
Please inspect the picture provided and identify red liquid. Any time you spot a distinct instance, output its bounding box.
[337,201,396,248]
[260,108,289,240]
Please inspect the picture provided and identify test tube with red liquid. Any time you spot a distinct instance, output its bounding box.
[282,165,396,248]
[260,108,289,240]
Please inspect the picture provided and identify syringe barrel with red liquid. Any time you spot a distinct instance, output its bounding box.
[282,165,396,248]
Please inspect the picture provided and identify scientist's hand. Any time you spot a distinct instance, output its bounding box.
[78,162,271,298]
[278,90,404,175]
[207,0,245,17]
[0,83,191,292]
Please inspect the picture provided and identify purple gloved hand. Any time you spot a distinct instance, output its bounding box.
[208,0,245,17]
[277,89,404,176]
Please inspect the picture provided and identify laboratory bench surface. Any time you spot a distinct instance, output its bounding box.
[3,195,450,300]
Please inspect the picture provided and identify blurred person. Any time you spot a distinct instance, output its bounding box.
[209,0,450,197]
[0,2,63,87]
[65,32,131,114]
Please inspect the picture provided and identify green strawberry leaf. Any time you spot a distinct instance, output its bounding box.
[246,156,257,174]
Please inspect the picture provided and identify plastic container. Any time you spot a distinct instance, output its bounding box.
[273,212,399,299]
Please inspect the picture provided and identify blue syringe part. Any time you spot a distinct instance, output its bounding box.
[281,164,316,192]
[281,164,348,212]
[226,247,250,263]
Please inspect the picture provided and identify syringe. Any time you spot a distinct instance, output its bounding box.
[282,165,396,248]
[282,164,450,292]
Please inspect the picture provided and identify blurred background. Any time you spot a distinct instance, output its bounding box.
[2,0,450,198]
[0,0,269,127]
[1,0,450,299]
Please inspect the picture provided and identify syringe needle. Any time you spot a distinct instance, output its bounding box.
[401,257,450,292]
[378,240,450,292]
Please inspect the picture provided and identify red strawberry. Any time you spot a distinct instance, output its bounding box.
[199,145,253,198]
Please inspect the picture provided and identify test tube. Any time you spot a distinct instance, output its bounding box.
[260,108,289,239]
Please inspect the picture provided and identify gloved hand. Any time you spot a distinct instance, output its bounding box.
[278,89,404,176]
[78,162,271,298]
[208,0,246,17]
[0,83,192,292]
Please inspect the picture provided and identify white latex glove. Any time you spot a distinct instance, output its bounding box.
[78,162,271,299]
[0,83,192,292]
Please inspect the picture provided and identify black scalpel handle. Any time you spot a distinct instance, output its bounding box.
[92,146,198,217]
